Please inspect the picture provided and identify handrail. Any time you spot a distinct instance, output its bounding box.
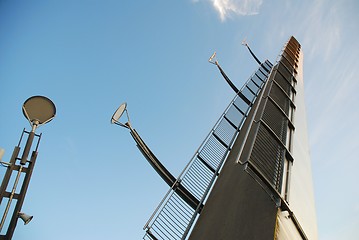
[143,60,273,240]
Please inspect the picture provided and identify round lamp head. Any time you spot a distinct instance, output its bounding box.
[111,102,127,124]
[22,96,56,126]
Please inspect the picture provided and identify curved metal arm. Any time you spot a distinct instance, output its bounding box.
[209,53,240,94]
[129,128,175,187]
[216,64,239,93]
[129,127,201,210]
[111,103,201,209]
[242,40,262,65]
[246,45,262,65]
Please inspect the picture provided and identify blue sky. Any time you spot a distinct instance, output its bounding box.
[0,0,358,239]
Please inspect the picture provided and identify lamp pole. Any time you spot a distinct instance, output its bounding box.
[0,96,56,239]
[241,38,262,65]
[110,103,201,210]
[208,52,240,93]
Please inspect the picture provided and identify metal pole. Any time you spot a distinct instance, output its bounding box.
[0,124,39,239]
[6,150,37,239]
[20,122,38,165]
[20,132,34,165]
[0,165,23,232]
[0,96,55,239]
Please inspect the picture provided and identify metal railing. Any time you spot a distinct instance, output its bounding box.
[143,60,273,240]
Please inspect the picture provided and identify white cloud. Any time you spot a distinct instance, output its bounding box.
[307,50,358,151]
[300,0,341,62]
[195,0,263,21]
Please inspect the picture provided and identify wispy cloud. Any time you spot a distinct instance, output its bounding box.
[302,1,355,153]
[195,0,263,21]
[308,55,359,150]
[300,0,341,61]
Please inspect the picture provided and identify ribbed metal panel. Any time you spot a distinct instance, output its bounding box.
[262,61,273,72]
[276,63,293,87]
[143,192,195,240]
[287,45,299,55]
[246,39,300,193]
[285,44,299,57]
[214,118,238,147]
[249,123,285,191]
[233,95,252,114]
[198,134,229,172]
[269,83,290,115]
[273,70,292,96]
[281,50,296,66]
[182,158,215,200]
[225,105,245,127]
[257,67,269,81]
[252,73,264,88]
[241,86,256,103]
[247,79,261,94]
[280,56,295,75]
[262,100,288,144]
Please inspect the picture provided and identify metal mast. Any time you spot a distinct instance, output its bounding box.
[0,96,56,239]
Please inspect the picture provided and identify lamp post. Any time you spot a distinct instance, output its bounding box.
[110,102,178,186]
[0,96,56,239]
[111,103,200,210]
[208,44,264,94]
[241,38,262,65]
[208,52,240,93]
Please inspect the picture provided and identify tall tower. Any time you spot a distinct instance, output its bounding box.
[118,36,317,240]
[188,36,317,240]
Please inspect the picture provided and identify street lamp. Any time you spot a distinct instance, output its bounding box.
[241,38,262,65]
[111,103,200,210]
[110,102,176,186]
[208,52,240,93]
[0,96,56,239]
